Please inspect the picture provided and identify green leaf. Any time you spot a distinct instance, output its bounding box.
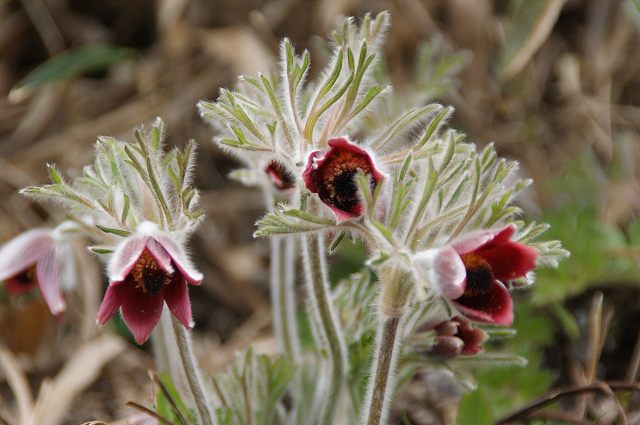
[95,225,131,237]
[13,43,135,92]
[156,372,195,424]
[87,246,114,254]
[456,389,493,425]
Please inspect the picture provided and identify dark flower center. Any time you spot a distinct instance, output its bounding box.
[132,250,172,295]
[14,267,36,286]
[317,151,374,213]
[266,161,295,190]
[461,253,494,295]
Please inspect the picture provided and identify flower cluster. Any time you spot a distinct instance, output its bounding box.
[0,11,571,425]
[199,10,568,425]
[19,119,204,343]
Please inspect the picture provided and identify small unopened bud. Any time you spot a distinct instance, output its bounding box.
[433,335,464,358]
[420,316,488,358]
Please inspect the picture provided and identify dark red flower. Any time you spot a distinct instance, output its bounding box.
[265,160,296,191]
[97,223,202,344]
[0,229,65,315]
[302,137,384,220]
[432,316,488,357]
[413,224,538,325]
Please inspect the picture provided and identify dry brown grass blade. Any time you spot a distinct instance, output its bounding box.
[501,0,567,80]
[126,401,175,425]
[0,346,34,425]
[494,381,640,425]
[26,334,125,425]
[626,330,640,382]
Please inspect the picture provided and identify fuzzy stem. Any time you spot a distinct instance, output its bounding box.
[170,315,217,425]
[302,234,347,425]
[270,237,301,360]
[363,315,403,425]
[362,268,412,425]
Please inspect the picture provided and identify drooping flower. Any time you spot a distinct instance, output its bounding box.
[97,222,203,344]
[265,160,296,191]
[413,224,538,325]
[431,316,488,357]
[0,228,66,315]
[302,137,385,220]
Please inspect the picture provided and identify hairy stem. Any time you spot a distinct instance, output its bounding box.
[171,315,216,425]
[363,315,403,425]
[362,268,412,425]
[302,234,347,425]
[270,237,301,360]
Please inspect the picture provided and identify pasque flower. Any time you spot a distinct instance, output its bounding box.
[0,228,66,315]
[97,222,203,344]
[431,316,488,357]
[413,224,538,325]
[302,137,384,220]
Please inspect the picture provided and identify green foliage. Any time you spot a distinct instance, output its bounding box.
[471,303,556,417]
[533,151,640,304]
[456,389,493,425]
[12,43,135,94]
[212,348,297,425]
[156,373,197,424]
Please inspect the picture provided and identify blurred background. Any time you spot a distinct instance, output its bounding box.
[1,0,640,423]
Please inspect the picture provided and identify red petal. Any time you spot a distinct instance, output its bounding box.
[328,204,363,221]
[301,150,323,193]
[97,284,125,325]
[327,137,385,185]
[451,224,516,255]
[163,278,193,329]
[4,274,37,295]
[476,240,538,281]
[453,280,513,325]
[120,283,164,344]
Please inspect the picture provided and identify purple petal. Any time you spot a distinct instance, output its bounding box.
[120,283,164,344]
[150,234,203,285]
[97,284,125,325]
[453,280,513,326]
[163,277,193,329]
[145,238,174,275]
[0,229,55,282]
[36,247,66,315]
[107,235,148,284]
[413,247,466,299]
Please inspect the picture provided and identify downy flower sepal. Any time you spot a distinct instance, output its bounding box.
[98,222,202,344]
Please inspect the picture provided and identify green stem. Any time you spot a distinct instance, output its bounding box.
[171,316,217,425]
[302,234,347,425]
[270,237,301,360]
